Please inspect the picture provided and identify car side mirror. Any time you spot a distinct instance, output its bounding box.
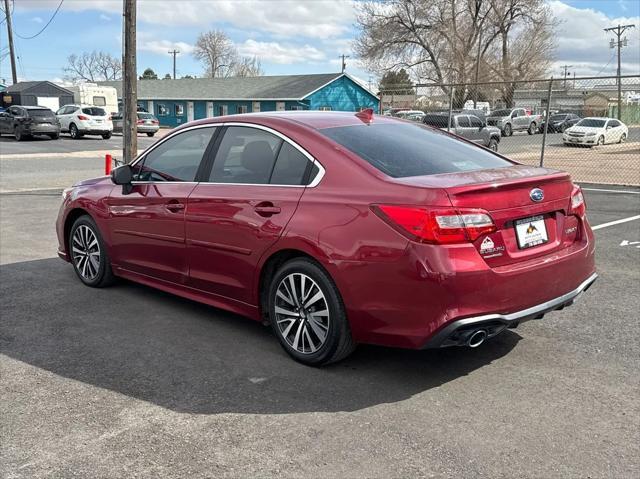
[606,125,613,130]
[111,164,134,194]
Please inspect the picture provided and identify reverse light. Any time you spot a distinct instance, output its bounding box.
[373,205,496,244]
[570,186,586,217]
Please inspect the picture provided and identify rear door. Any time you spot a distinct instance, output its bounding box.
[106,126,218,283]
[185,124,319,303]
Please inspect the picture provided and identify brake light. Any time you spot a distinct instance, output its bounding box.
[77,115,89,120]
[152,119,159,124]
[374,205,496,244]
[570,186,586,217]
[137,119,144,124]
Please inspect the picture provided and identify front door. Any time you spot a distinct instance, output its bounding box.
[187,101,194,122]
[186,125,316,303]
[106,126,218,284]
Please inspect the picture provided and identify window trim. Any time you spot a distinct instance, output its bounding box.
[128,122,325,188]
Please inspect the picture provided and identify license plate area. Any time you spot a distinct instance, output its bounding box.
[515,215,548,249]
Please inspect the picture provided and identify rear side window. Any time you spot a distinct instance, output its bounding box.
[133,127,216,182]
[469,116,483,127]
[270,142,310,185]
[320,123,513,178]
[28,109,54,117]
[82,107,106,116]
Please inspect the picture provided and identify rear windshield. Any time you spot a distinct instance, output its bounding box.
[550,114,568,121]
[320,123,512,178]
[82,107,106,116]
[422,115,449,128]
[490,109,511,117]
[137,112,154,119]
[28,109,54,117]
[576,119,605,127]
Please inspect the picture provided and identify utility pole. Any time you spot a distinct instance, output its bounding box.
[168,49,179,79]
[3,0,18,84]
[123,0,137,164]
[473,30,483,109]
[339,54,350,74]
[561,65,573,89]
[604,23,635,120]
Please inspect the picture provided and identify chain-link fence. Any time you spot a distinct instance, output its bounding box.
[379,75,640,186]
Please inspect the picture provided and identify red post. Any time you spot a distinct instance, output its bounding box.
[105,154,112,175]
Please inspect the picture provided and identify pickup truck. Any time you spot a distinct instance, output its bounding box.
[422,113,501,151]
[486,108,540,137]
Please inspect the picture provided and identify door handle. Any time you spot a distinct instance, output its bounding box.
[166,201,185,213]
[254,202,281,217]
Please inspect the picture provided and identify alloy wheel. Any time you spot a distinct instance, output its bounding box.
[72,225,101,280]
[274,273,330,354]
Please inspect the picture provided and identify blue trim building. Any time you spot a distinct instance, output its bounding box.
[100,73,379,128]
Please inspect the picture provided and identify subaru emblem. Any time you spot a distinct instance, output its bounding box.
[530,188,544,202]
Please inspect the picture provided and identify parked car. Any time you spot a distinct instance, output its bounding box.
[0,105,60,141]
[55,104,113,139]
[486,108,539,136]
[563,117,628,147]
[423,113,501,151]
[56,111,597,366]
[541,113,581,133]
[396,110,425,120]
[112,111,160,137]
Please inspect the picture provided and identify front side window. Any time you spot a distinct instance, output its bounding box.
[469,116,483,127]
[321,122,513,178]
[133,127,216,182]
[175,104,184,116]
[608,120,620,127]
[457,116,471,127]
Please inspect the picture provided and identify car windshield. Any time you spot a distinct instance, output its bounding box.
[320,122,512,178]
[82,107,106,116]
[137,113,154,119]
[28,109,54,117]
[576,119,606,128]
[490,109,512,117]
[550,114,568,121]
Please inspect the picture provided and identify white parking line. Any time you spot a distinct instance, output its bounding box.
[582,188,640,194]
[592,215,640,231]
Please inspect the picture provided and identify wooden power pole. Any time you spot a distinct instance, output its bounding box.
[3,0,18,84]
[604,23,635,120]
[123,0,137,164]
[168,49,179,79]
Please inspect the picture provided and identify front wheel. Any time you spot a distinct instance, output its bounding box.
[618,133,626,143]
[69,215,115,288]
[488,138,499,152]
[597,135,605,146]
[268,258,355,366]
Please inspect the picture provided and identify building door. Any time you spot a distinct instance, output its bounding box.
[37,96,59,111]
[252,101,260,112]
[276,101,285,111]
[148,100,154,115]
[207,102,214,117]
[187,101,195,122]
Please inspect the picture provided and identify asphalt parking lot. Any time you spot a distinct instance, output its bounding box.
[1,164,639,476]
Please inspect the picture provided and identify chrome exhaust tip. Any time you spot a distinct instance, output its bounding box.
[467,329,488,348]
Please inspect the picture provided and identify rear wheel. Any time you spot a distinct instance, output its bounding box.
[146,132,155,137]
[488,138,499,152]
[69,215,115,288]
[49,133,59,140]
[527,122,536,135]
[502,123,512,137]
[268,258,355,366]
[69,123,82,139]
[14,126,23,141]
[102,132,112,140]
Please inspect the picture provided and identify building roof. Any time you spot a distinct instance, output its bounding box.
[98,73,362,101]
[5,80,72,94]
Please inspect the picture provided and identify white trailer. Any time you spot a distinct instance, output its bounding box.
[67,83,118,114]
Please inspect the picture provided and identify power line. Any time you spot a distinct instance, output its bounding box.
[14,0,64,40]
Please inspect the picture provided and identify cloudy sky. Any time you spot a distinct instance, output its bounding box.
[1,0,638,85]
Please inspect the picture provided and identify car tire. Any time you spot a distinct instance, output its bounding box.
[69,215,115,288]
[527,122,536,135]
[597,135,605,146]
[488,138,499,152]
[49,133,60,140]
[618,133,626,143]
[102,132,112,140]
[146,132,155,137]
[268,258,355,366]
[14,126,23,141]
[69,123,82,139]
[502,123,512,137]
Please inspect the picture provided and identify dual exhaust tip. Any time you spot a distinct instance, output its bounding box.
[466,329,488,348]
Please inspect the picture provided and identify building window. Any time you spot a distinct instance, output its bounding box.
[290,105,304,111]
[92,96,106,106]
[252,101,261,112]
[237,105,248,114]
[217,105,228,116]
[319,106,332,111]
[175,104,184,116]
[157,104,168,116]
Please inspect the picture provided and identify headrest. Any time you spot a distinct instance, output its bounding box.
[242,141,275,174]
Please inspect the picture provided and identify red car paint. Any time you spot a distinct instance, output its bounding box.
[56,112,596,349]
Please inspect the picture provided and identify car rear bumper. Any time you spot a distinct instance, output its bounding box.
[421,272,598,348]
[26,125,60,134]
[137,125,160,133]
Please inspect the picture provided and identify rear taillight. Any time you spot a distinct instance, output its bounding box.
[152,119,159,124]
[137,119,144,124]
[374,205,496,244]
[570,186,586,217]
[77,115,89,120]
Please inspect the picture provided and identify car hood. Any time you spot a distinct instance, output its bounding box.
[566,126,603,134]
[73,176,111,187]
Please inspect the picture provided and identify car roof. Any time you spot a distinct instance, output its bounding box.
[21,106,50,110]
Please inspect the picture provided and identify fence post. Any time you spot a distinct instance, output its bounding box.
[540,77,553,167]
[447,86,455,132]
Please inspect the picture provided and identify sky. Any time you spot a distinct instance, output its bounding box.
[1,0,639,86]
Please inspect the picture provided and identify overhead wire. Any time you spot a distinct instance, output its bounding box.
[13,0,64,40]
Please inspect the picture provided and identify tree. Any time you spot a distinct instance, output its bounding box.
[193,30,237,78]
[379,69,414,95]
[230,56,263,78]
[139,68,158,80]
[63,51,122,82]
[181,74,195,79]
[163,73,172,79]
[355,0,555,107]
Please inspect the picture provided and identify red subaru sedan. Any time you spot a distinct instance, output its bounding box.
[56,111,597,365]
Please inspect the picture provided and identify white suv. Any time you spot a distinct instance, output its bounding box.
[55,104,113,139]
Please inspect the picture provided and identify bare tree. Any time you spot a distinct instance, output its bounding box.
[63,51,122,83]
[230,56,263,77]
[355,0,555,107]
[193,30,237,78]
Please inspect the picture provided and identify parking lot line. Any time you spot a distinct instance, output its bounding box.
[582,188,640,194]
[592,215,640,231]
